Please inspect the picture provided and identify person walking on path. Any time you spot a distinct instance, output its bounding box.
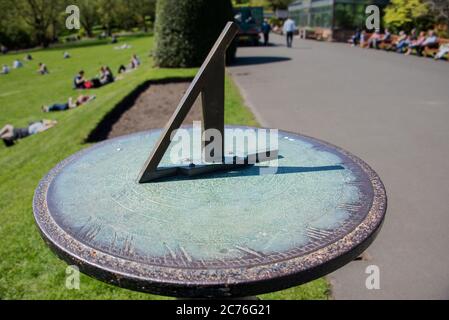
[283,17,297,48]
[261,19,272,46]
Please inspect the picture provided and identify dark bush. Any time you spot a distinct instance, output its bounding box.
[154,0,236,67]
[0,28,36,51]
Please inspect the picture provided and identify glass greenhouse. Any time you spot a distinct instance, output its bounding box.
[288,0,390,39]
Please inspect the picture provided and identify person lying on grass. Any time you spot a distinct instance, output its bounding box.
[1,120,57,147]
[42,95,96,112]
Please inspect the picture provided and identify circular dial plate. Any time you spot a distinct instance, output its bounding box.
[33,127,386,297]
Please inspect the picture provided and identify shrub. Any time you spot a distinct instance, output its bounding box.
[154,0,236,67]
[384,0,434,33]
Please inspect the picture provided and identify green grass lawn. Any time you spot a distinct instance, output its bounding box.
[0,36,329,300]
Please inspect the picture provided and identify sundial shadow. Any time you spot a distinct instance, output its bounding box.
[153,164,345,183]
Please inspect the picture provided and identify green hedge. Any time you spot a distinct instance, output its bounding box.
[154,0,236,67]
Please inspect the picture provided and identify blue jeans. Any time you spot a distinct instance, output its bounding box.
[396,41,408,53]
[286,32,293,48]
[48,103,69,112]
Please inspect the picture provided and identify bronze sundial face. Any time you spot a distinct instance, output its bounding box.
[33,127,386,298]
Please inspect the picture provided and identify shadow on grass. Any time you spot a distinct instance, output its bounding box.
[85,77,193,143]
[4,33,152,55]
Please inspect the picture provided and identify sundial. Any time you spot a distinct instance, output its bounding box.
[33,23,387,298]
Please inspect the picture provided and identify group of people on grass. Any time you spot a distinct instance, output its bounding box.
[1,51,142,147]
[1,93,97,146]
[350,28,448,60]
[74,67,114,89]
[0,53,56,76]
[73,54,140,89]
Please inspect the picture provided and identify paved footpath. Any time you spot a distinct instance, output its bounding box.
[229,33,449,299]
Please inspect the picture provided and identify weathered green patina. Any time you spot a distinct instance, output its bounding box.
[33,126,386,298]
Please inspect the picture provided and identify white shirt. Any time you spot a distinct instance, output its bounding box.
[13,60,22,68]
[28,122,45,135]
[283,19,296,33]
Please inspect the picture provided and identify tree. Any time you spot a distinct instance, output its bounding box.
[384,0,433,33]
[154,0,236,68]
[97,0,119,36]
[427,0,449,24]
[13,0,63,47]
[78,0,99,37]
[232,0,293,11]
[266,0,293,11]
[124,0,156,32]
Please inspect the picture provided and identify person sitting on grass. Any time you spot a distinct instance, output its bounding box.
[37,62,49,75]
[100,66,114,85]
[0,120,57,147]
[24,54,33,61]
[88,66,114,88]
[74,70,88,89]
[1,64,10,75]
[131,54,141,69]
[118,55,141,74]
[405,31,426,56]
[118,64,127,74]
[42,95,96,112]
[13,59,23,68]
[63,51,71,59]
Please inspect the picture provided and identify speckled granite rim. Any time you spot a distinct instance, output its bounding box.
[33,126,387,298]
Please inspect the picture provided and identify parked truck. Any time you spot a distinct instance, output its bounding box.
[234,6,264,46]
